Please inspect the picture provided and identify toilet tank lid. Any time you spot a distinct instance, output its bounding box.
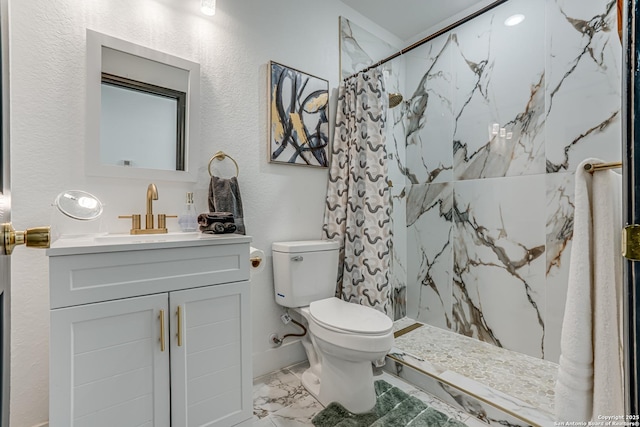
[309,297,393,335]
[272,240,339,253]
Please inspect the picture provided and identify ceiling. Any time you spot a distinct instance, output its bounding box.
[340,0,496,41]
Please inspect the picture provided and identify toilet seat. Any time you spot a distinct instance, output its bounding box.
[306,298,394,353]
[309,297,393,335]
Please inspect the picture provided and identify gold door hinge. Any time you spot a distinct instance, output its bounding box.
[623,225,640,260]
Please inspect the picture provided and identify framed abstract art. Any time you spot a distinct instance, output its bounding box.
[268,61,329,168]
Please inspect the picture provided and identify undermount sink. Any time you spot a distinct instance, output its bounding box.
[92,231,203,244]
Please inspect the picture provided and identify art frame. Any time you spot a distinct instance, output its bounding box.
[268,61,330,168]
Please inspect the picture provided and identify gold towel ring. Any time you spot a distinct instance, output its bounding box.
[208,151,239,177]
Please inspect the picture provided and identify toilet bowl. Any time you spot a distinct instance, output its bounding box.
[297,297,394,413]
[272,240,394,413]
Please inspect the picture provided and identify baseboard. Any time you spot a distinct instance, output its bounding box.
[252,339,306,378]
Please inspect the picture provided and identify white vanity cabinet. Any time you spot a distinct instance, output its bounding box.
[47,235,253,427]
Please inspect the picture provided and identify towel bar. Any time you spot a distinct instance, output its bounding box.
[208,151,239,177]
[583,161,622,173]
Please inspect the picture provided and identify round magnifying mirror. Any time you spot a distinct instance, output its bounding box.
[54,190,104,221]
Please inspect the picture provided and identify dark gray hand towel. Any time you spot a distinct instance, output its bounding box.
[208,175,246,235]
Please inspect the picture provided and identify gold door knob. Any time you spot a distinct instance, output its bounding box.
[2,223,51,255]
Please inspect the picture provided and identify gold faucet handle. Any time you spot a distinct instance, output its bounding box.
[157,214,177,229]
[118,214,141,232]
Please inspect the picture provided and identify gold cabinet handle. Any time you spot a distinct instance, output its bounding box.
[177,305,183,347]
[159,310,166,352]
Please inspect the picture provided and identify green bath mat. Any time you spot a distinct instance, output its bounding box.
[312,380,469,427]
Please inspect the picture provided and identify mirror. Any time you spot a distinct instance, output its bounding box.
[100,73,186,171]
[86,29,200,182]
[54,190,103,221]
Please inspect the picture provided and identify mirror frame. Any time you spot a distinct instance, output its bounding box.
[85,29,200,182]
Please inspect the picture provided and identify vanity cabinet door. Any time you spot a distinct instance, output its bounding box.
[170,281,252,427]
[49,294,171,427]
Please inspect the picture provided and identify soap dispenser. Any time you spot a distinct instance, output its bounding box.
[178,192,198,232]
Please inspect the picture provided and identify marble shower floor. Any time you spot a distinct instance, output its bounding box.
[253,361,488,427]
[391,318,558,420]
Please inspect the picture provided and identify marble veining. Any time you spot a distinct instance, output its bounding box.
[453,176,547,358]
[407,182,454,330]
[545,0,621,172]
[339,16,397,80]
[544,173,576,361]
[387,0,621,365]
[451,0,547,180]
[546,174,575,276]
[253,369,312,420]
[453,71,546,180]
[404,34,455,185]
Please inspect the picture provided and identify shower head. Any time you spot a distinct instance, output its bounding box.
[388,92,403,108]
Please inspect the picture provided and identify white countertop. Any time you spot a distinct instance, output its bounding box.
[46,232,252,257]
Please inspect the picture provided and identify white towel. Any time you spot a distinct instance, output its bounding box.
[592,163,624,417]
[555,158,624,421]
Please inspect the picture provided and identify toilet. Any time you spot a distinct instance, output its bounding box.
[272,240,394,413]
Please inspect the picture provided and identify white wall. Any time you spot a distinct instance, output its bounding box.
[7,0,400,426]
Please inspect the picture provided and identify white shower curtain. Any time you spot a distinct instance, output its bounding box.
[322,69,392,316]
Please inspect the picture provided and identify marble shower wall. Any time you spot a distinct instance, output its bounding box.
[404,0,621,362]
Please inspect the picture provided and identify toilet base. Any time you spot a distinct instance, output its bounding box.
[300,353,377,414]
[318,351,377,413]
[301,369,321,401]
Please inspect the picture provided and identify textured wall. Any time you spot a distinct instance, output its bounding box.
[7,1,399,425]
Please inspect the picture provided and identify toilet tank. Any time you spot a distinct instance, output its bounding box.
[272,240,339,308]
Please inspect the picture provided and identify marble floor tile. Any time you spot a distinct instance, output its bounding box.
[270,394,324,427]
[253,362,476,426]
[285,361,309,380]
[253,415,278,426]
[253,368,309,419]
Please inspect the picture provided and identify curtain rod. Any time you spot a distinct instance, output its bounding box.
[583,161,623,173]
[347,0,510,79]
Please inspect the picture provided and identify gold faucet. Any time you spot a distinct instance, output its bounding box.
[118,183,176,235]
[146,183,158,229]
